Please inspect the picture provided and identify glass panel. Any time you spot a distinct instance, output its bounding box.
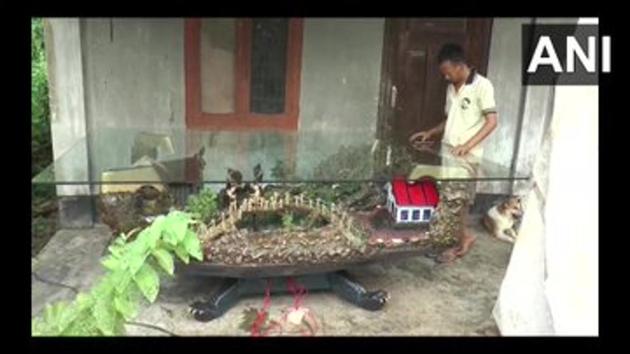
[412,209,420,220]
[422,209,432,221]
[32,129,530,186]
[200,18,236,113]
[250,18,289,114]
[401,210,409,221]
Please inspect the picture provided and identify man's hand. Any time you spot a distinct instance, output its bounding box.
[451,144,471,156]
[451,113,497,157]
[409,130,433,144]
[412,140,437,153]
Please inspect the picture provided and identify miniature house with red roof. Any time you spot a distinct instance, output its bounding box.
[385,177,439,224]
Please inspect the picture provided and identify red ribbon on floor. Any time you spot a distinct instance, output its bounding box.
[251,279,272,337]
[251,277,317,337]
[287,277,318,336]
[286,277,307,309]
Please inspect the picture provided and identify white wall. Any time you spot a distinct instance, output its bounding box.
[296,18,384,177]
[493,19,599,335]
[543,20,598,335]
[82,18,186,132]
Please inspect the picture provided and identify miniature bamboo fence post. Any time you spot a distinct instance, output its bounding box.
[220,212,226,232]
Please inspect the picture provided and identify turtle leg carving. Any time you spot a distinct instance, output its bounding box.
[189,278,240,322]
[328,271,389,311]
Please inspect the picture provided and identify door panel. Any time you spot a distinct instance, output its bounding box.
[378,18,493,145]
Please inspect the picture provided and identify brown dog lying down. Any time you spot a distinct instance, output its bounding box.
[482,196,523,243]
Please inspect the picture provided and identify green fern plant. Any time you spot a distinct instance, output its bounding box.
[282,212,296,231]
[31,210,203,336]
[185,188,218,223]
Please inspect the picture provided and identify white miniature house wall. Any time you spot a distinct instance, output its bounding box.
[385,178,439,224]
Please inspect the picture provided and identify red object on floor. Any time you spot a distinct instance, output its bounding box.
[287,277,307,309]
[251,279,272,337]
[252,277,319,337]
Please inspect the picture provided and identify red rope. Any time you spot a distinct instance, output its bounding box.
[286,277,307,309]
[251,277,317,337]
[286,277,318,336]
[251,279,272,337]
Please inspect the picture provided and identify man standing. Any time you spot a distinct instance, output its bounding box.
[409,43,498,263]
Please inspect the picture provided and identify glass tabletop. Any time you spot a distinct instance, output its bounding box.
[32,127,529,187]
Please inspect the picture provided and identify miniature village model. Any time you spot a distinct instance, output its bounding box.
[97,157,469,271]
[96,145,476,322]
[192,167,444,268]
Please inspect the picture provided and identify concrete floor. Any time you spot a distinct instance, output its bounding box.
[31,215,512,336]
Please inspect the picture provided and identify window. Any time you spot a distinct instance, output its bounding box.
[185,18,303,130]
[412,209,421,221]
[400,210,409,221]
[422,209,432,221]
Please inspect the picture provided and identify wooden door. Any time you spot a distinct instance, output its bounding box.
[376,18,493,145]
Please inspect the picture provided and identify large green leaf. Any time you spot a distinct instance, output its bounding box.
[62,316,101,336]
[74,293,95,311]
[32,318,46,336]
[56,293,94,333]
[111,269,134,294]
[43,302,68,332]
[173,243,190,264]
[162,212,190,245]
[101,255,121,271]
[182,230,203,261]
[126,245,151,276]
[31,210,203,336]
[91,293,117,335]
[113,294,138,321]
[152,248,175,275]
[131,223,160,252]
[133,263,160,303]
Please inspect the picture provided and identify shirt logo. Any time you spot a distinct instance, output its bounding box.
[461,97,471,110]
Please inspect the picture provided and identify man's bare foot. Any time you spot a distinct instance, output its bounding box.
[454,232,476,257]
